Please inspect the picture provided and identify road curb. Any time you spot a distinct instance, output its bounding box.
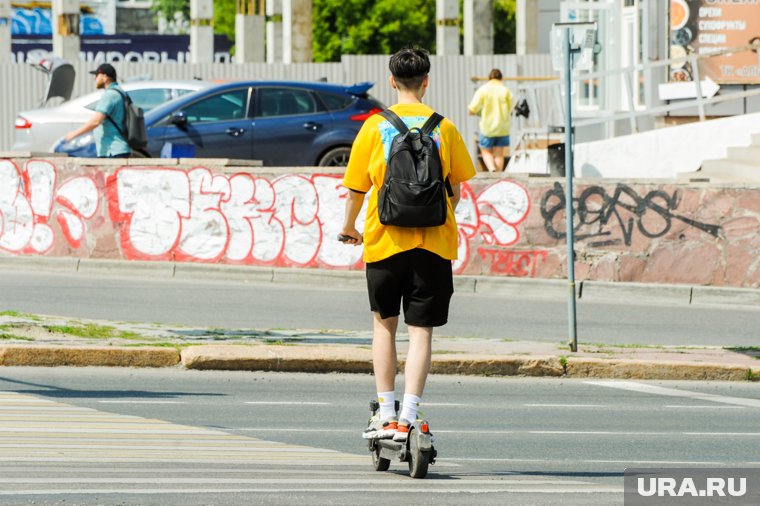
[566,358,758,381]
[181,344,374,373]
[429,355,565,377]
[0,346,180,368]
[580,280,693,305]
[3,345,754,382]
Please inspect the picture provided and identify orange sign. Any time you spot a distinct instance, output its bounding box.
[670,0,760,84]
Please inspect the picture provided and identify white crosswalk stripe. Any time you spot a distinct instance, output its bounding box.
[0,391,621,500]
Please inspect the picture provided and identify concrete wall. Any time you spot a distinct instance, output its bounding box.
[572,112,760,178]
[1,155,759,287]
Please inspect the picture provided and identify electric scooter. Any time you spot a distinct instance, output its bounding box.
[365,399,437,479]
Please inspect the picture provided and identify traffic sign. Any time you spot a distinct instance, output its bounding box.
[658,76,721,101]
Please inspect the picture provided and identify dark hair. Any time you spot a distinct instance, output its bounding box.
[389,47,431,91]
[488,68,502,80]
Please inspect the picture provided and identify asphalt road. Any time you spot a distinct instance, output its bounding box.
[0,368,758,505]
[1,268,760,346]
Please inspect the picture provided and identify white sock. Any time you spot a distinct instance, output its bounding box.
[377,391,396,420]
[399,394,422,423]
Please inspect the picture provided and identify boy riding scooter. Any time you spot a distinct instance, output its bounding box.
[339,46,476,473]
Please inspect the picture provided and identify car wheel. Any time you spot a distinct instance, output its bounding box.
[318,147,351,167]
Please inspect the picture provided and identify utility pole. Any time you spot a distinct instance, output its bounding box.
[52,0,80,61]
[463,0,493,56]
[436,0,459,55]
[0,0,10,63]
[190,0,214,63]
[236,0,265,63]
[551,22,599,353]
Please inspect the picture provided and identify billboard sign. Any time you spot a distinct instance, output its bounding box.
[670,0,760,84]
[11,34,234,64]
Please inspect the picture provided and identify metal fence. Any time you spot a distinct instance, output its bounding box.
[0,54,555,153]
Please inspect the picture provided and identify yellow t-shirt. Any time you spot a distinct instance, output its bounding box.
[468,79,513,137]
[343,103,476,264]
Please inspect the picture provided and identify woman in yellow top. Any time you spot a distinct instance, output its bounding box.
[340,47,476,442]
[468,68,513,172]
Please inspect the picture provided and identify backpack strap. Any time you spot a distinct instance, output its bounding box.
[420,112,443,135]
[381,109,453,197]
[105,115,126,138]
[420,112,453,197]
[379,109,409,134]
[104,87,128,139]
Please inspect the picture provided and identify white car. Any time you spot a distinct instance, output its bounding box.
[13,80,211,152]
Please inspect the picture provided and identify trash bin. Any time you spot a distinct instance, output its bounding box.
[547,143,565,177]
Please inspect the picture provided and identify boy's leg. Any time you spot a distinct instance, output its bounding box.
[372,312,398,393]
[362,312,400,439]
[395,325,432,440]
[394,250,451,442]
[403,325,433,397]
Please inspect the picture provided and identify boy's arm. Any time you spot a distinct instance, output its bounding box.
[450,183,461,210]
[340,119,376,245]
[340,189,365,245]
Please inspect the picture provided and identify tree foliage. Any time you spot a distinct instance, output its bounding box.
[148,0,516,59]
[313,0,436,62]
[493,0,517,54]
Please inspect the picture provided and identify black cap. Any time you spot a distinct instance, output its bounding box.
[89,63,117,80]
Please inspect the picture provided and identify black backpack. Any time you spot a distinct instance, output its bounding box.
[106,88,148,150]
[377,109,453,228]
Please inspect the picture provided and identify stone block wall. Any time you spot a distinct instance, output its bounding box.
[1,156,758,287]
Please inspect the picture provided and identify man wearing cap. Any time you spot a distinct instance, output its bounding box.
[64,63,131,158]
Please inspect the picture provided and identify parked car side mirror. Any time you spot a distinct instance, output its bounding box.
[171,112,188,125]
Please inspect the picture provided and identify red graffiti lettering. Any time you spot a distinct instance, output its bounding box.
[477,248,548,277]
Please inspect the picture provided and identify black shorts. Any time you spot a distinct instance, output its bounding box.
[365,248,454,327]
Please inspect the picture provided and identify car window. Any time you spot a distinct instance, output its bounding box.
[174,88,198,98]
[182,89,249,123]
[128,89,170,111]
[317,92,352,111]
[259,88,317,117]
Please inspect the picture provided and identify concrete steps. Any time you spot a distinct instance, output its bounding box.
[693,134,760,182]
[698,159,760,182]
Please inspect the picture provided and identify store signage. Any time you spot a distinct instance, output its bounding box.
[10,34,234,64]
[670,0,760,84]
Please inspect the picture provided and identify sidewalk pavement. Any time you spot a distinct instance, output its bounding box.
[0,311,758,381]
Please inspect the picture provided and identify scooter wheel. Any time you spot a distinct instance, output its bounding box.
[371,443,390,471]
[407,428,429,479]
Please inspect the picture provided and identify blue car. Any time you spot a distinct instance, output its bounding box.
[56,80,385,166]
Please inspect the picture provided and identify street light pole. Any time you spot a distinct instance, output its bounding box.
[563,27,578,353]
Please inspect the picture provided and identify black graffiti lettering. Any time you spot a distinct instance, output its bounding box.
[540,183,721,245]
[540,182,568,240]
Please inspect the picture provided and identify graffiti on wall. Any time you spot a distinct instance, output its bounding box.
[477,248,548,277]
[453,179,538,274]
[106,168,366,269]
[0,160,99,254]
[540,182,721,247]
[0,160,548,276]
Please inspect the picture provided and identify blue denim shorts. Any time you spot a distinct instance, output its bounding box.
[479,134,510,149]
